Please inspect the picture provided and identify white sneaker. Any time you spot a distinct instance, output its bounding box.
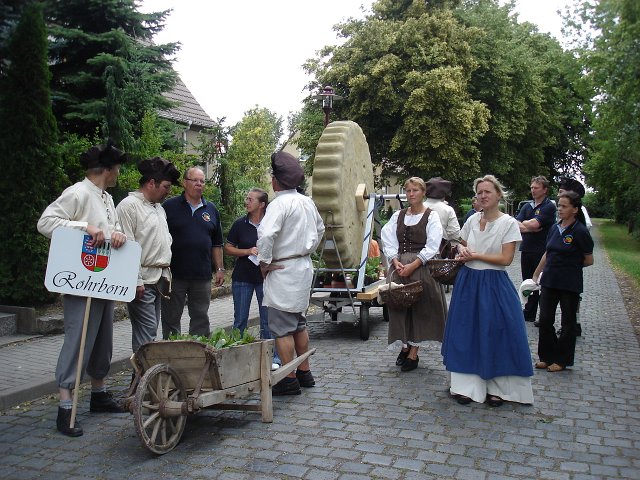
[271,363,280,371]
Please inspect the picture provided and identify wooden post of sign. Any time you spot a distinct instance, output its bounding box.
[70,297,92,429]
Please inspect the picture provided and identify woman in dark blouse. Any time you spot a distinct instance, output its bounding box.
[533,191,594,372]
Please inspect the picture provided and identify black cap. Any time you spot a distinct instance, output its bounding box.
[79,140,128,169]
[137,157,180,184]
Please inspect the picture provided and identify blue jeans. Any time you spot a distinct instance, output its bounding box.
[232,281,280,364]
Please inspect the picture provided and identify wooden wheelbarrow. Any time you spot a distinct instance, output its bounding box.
[123,339,315,454]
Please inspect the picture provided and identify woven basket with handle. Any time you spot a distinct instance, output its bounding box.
[379,270,423,308]
[426,258,463,285]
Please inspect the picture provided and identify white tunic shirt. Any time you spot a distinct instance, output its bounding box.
[116,191,172,286]
[37,178,121,238]
[424,198,461,241]
[381,209,442,265]
[460,213,521,270]
[257,190,325,313]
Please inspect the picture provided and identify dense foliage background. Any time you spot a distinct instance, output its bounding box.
[0,0,638,306]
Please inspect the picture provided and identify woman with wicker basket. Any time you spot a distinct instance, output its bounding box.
[381,177,447,372]
[441,175,534,407]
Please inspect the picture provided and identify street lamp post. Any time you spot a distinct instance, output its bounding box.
[320,85,336,127]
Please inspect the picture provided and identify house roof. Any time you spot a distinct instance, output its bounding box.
[159,77,216,128]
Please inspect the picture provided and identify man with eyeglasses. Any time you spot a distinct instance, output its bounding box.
[161,166,225,338]
[116,157,180,354]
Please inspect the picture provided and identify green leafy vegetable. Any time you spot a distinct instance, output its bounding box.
[168,327,256,348]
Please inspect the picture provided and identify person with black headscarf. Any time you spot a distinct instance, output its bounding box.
[116,157,180,354]
[558,177,592,230]
[257,151,325,395]
[38,142,129,437]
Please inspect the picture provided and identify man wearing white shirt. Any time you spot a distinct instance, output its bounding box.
[38,142,129,437]
[423,176,461,256]
[116,157,180,354]
[257,151,325,396]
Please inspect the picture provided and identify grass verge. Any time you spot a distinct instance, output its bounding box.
[595,218,640,286]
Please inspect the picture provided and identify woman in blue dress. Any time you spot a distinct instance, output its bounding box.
[533,191,593,372]
[441,175,534,406]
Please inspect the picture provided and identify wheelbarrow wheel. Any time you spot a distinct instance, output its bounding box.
[359,304,370,340]
[133,363,187,455]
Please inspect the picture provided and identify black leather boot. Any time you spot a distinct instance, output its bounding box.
[56,407,83,437]
[90,391,125,413]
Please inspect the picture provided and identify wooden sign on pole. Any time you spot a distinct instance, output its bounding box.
[44,227,141,429]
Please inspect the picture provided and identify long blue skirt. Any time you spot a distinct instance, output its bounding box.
[441,265,533,380]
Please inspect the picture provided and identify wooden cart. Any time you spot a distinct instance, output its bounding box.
[125,339,314,455]
[309,192,401,340]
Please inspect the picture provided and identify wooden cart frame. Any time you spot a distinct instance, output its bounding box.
[309,193,405,339]
[124,339,314,455]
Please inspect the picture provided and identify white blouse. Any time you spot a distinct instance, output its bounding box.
[381,209,443,265]
[460,213,521,271]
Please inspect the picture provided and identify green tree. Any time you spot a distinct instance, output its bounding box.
[287,107,324,176]
[196,108,281,227]
[569,0,640,230]
[303,0,589,199]
[0,0,23,75]
[0,3,63,305]
[44,0,178,143]
[457,0,590,199]
[305,1,490,184]
[226,107,282,188]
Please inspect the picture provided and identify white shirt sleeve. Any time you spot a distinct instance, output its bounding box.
[582,206,592,230]
[417,211,443,264]
[381,210,443,265]
[37,187,88,238]
[381,211,400,263]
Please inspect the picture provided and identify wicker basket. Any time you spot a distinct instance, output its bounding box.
[427,259,463,286]
[379,270,423,308]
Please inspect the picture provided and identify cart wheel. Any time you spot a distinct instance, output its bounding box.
[133,364,187,455]
[382,305,389,322]
[359,305,370,340]
[329,304,341,322]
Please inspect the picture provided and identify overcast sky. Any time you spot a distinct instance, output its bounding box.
[140,0,571,128]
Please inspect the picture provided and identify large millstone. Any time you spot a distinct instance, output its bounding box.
[312,121,374,269]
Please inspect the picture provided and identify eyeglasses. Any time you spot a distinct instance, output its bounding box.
[185,178,205,185]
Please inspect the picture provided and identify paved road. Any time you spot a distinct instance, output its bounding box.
[1,224,639,479]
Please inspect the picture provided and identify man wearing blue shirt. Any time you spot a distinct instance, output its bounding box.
[516,176,557,323]
[161,166,225,338]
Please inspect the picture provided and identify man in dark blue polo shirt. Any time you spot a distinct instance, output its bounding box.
[161,166,225,338]
[516,176,557,323]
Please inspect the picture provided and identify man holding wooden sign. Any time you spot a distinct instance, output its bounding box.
[38,142,131,437]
